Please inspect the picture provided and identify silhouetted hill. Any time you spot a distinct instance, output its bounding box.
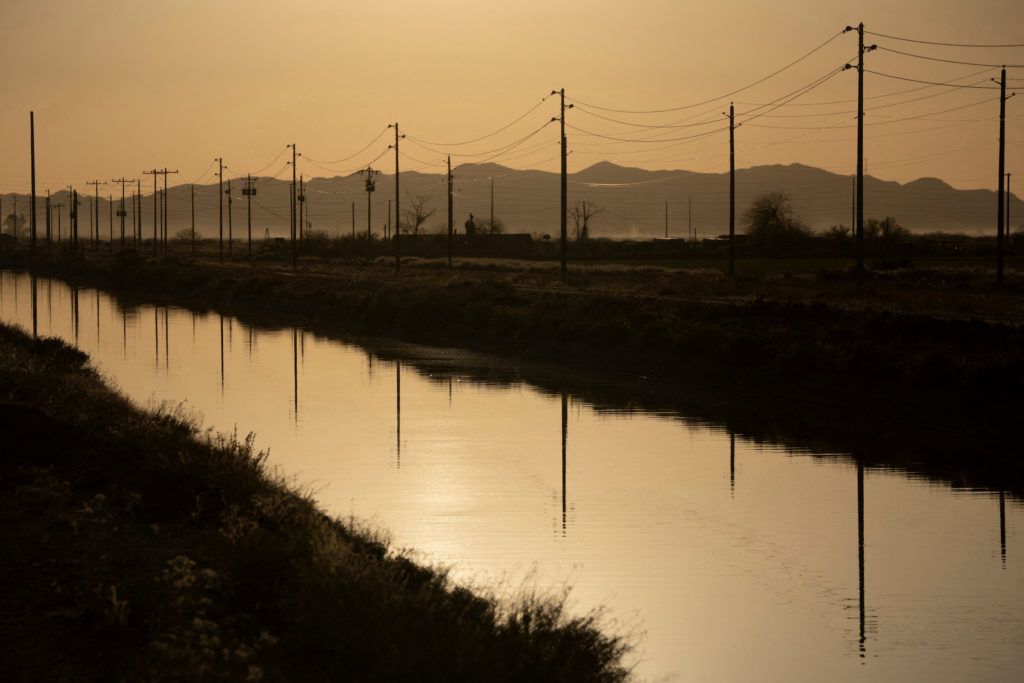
[5,163,1020,239]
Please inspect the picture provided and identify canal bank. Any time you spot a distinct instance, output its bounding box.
[2,249,1021,480]
[0,322,628,681]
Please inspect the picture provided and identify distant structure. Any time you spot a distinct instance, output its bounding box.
[464,213,476,236]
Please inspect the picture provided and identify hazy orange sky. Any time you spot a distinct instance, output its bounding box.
[0,0,1021,194]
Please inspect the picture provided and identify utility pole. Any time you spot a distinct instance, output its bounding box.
[112,178,133,248]
[995,67,1011,287]
[45,190,51,245]
[215,158,224,261]
[242,174,255,257]
[297,176,305,242]
[552,89,573,282]
[688,194,693,241]
[288,144,297,267]
[1008,173,1013,246]
[728,102,735,277]
[29,111,36,253]
[226,178,234,255]
[359,166,380,242]
[71,189,80,249]
[158,169,178,253]
[845,23,875,285]
[143,169,158,254]
[447,156,453,268]
[135,179,141,243]
[108,193,113,247]
[389,123,404,272]
[191,184,197,256]
[54,200,63,243]
[86,179,105,249]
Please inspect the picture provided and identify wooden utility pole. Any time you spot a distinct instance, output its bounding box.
[359,166,380,242]
[845,23,874,284]
[215,158,224,261]
[86,180,105,249]
[553,89,573,282]
[135,179,141,243]
[447,156,453,268]
[53,200,63,242]
[298,176,306,242]
[227,179,234,255]
[389,123,403,272]
[298,176,305,242]
[108,193,114,247]
[1008,173,1013,245]
[112,178,133,247]
[728,102,735,277]
[191,184,197,256]
[45,190,51,245]
[29,112,37,255]
[996,67,1009,287]
[242,174,255,257]
[143,169,158,253]
[288,144,297,267]
[159,169,178,253]
[71,189,80,248]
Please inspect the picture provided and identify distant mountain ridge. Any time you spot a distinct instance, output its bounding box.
[5,162,1019,240]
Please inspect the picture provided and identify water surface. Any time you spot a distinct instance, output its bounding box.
[2,271,1021,681]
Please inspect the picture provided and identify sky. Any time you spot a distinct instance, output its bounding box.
[0,0,1021,195]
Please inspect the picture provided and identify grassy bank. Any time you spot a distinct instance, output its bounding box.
[3,248,1023,456]
[0,323,628,681]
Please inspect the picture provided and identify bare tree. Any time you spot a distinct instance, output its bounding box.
[568,201,603,243]
[401,193,435,236]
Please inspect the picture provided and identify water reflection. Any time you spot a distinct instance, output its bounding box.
[1,271,1022,682]
[395,361,401,468]
[857,457,866,656]
[561,392,568,534]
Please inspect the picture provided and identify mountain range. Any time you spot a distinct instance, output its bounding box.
[4,162,1020,240]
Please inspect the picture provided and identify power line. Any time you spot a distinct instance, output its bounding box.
[566,30,845,114]
[864,31,1024,49]
[405,94,552,146]
[875,45,1024,68]
[304,128,390,165]
[405,120,554,158]
[735,65,997,107]
[864,69,1001,89]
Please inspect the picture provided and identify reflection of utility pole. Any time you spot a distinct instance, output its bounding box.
[396,361,402,468]
[999,489,1007,568]
[857,456,866,656]
[561,393,568,534]
[729,431,735,494]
